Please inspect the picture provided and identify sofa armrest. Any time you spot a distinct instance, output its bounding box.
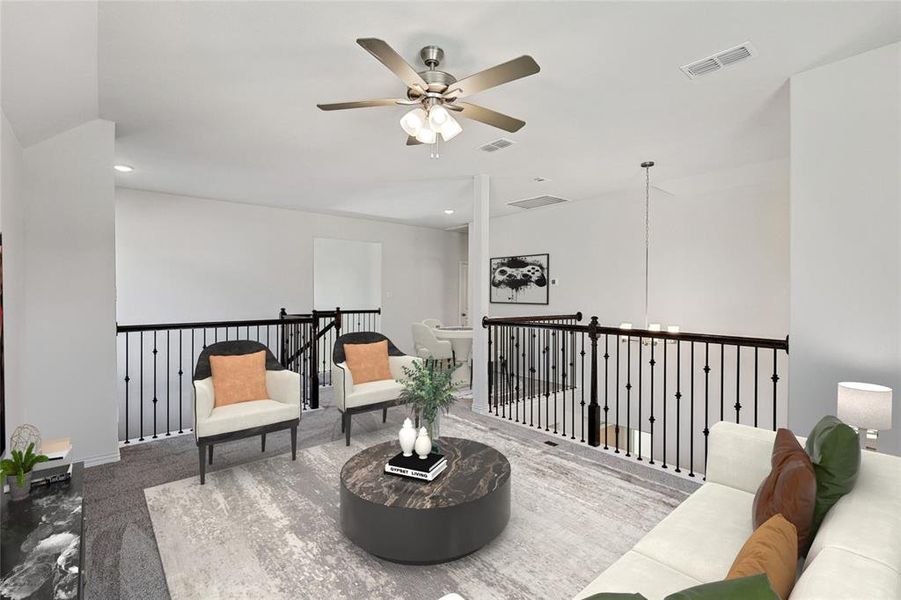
[193,377,215,439]
[706,421,779,494]
[266,369,301,409]
[333,362,353,411]
[389,355,421,382]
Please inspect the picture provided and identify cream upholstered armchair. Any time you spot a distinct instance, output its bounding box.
[422,318,442,329]
[411,323,454,364]
[332,332,419,446]
[193,341,300,484]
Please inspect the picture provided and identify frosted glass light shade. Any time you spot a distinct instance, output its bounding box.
[428,105,450,128]
[667,325,680,334]
[439,115,462,141]
[415,126,437,144]
[837,382,893,430]
[648,323,661,332]
[400,108,427,136]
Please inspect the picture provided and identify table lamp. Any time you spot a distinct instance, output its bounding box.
[837,382,893,451]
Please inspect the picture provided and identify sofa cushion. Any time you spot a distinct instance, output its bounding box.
[753,429,816,553]
[209,350,269,407]
[195,399,298,438]
[665,574,778,600]
[574,551,702,600]
[793,547,901,599]
[726,514,797,600]
[804,416,861,538]
[706,422,779,495]
[344,340,393,384]
[345,379,405,409]
[633,483,755,583]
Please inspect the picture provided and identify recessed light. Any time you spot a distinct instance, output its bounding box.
[114,164,134,173]
[444,209,455,215]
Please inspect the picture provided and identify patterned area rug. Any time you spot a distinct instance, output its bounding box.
[145,413,687,600]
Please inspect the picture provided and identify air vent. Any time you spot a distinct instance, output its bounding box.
[508,195,568,210]
[681,42,757,79]
[479,138,515,153]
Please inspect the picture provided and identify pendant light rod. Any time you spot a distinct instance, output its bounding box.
[641,161,655,330]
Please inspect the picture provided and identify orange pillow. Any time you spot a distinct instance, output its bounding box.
[344,341,393,384]
[727,514,798,600]
[209,351,269,407]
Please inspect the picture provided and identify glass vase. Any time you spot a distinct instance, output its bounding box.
[426,412,441,453]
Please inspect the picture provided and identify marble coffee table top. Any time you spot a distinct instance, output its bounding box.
[340,437,510,510]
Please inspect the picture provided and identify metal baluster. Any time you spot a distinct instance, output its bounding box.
[603,334,609,449]
[487,324,493,412]
[661,338,667,468]
[689,343,695,477]
[152,331,158,439]
[124,333,131,444]
[772,349,779,431]
[626,333,632,457]
[615,332,621,453]
[703,343,711,475]
[675,341,682,473]
[754,347,759,427]
[587,317,600,447]
[191,329,196,432]
[178,330,184,434]
[552,330,558,434]
[720,344,725,421]
[735,346,742,423]
[561,327,566,437]
[515,327,521,422]
[544,327,550,432]
[649,336,656,465]
[140,331,144,442]
[166,331,171,436]
[580,331,586,443]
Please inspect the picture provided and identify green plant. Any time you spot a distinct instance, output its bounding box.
[400,358,457,427]
[1,442,48,487]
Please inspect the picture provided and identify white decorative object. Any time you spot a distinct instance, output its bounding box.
[837,381,893,451]
[414,427,431,459]
[398,418,417,457]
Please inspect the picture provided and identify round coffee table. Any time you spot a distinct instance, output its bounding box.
[340,437,511,564]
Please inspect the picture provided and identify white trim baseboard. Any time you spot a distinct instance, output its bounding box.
[82,448,121,468]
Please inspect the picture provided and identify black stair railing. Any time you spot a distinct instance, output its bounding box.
[483,314,789,478]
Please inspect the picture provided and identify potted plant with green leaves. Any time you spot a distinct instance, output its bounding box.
[2,442,48,501]
[400,358,457,450]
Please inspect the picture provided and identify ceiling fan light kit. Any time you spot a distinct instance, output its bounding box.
[317,38,540,157]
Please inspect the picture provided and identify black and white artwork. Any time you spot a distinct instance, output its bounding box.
[490,254,549,305]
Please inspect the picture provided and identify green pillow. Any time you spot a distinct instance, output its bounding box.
[664,574,779,599]
[804,415,861,537]
[582,594,647,600]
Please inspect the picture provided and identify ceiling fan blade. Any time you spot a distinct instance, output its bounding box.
[357,38,428,91]
[406,135,422,146]
[317,99,406,111]
[444,55,540,99]
[454,102,526,133]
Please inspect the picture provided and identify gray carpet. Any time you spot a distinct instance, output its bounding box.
[145,413,689,600]
[83,389,696,600]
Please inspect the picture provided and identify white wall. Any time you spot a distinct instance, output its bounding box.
[115,188,466,354]
[16,119,118,464]
[790,42,901,454]
[489,176,790,339]
[1,111,25,443]
[313,238,381,310]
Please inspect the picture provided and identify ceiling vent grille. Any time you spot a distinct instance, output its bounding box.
[680,42,757,79]
[479,138,515,153]
[508,195,568,210]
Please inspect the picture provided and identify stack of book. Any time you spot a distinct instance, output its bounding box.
[33,437,73,486]
[384,452,447,481]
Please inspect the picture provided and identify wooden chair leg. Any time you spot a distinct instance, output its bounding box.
[290,425,298,460]
[199,444,206,485]
[208,444,214,465]
[261,433,266,452]
[345,412,352,446]
[382,407,388,423]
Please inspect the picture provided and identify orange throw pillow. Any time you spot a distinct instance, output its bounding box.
[209,351,269,407]
[344,340,393,384]
[753,428,817,554]
[727,514,798,600]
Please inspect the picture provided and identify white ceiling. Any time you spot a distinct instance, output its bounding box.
[4,2,900,228]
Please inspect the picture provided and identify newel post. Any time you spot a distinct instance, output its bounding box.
[587,316,601,447]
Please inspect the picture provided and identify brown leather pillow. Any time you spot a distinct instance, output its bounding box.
[727,514,798,600]
[344,340,393,384]
[752,428,817,554]
[209,350,269,407]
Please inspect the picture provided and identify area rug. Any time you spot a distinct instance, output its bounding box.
[145,413,688,600]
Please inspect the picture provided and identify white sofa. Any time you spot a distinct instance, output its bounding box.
[575,421,901,599]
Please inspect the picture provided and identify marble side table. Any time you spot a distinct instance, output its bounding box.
[340,437,510,564]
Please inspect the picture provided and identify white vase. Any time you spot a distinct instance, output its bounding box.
[398,418,417,457]
[414,427,431,459]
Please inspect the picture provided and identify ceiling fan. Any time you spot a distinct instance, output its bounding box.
[317,38,540,153]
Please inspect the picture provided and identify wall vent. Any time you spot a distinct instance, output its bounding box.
[680,42,757,79]
[508,195,568,210]
[479,138,515,153]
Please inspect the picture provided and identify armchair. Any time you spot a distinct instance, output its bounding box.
[411,323,454,365]
[193,341,300,484]
[422,318,442,329]
[332,332,419,446]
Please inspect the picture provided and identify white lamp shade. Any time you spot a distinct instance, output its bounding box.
[428,105,450,128]
[400,108,427,136]
[439,115,462,141]
[837,382,893,430]
[414,126,437,144]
